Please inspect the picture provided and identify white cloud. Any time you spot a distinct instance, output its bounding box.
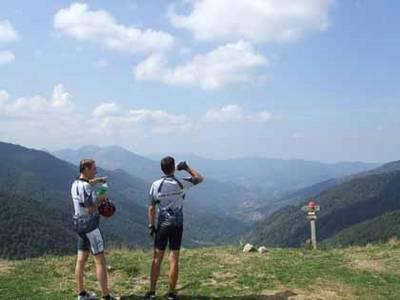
[0,50,16,65]
[204,104,272,123]
[169,0,333,43]
[0,19,19,44]
[0,86,195,149]
[90,103,191,136]
[134,40,268,89]
[0,85,82,149]
[0,90,9,107]
[0,86,278,155]
[92,102,120,118]
[0,84,194,145]
[0,84,74,118]
[51,84,74,111]
[0,85,191,139]
[54,2,174,54]
[0,20,19,65]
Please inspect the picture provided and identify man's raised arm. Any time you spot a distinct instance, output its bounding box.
[177,161,204,185]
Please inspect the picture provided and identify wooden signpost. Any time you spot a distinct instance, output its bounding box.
[301,200,320,250]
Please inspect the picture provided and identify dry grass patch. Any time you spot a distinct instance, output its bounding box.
[212,249,244,266]
[199,272,238,289]
[289,280,356,300]
[344,248,387,273]
[212,271,237,281]
[0,260,14,273]
[349,256,386,273]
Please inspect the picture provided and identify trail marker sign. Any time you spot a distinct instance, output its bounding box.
[301,199,320,250]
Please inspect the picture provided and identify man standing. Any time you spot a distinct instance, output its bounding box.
[71,159,117,300]
[146,156,204,300]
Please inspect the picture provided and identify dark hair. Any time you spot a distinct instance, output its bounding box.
[79,159,95,173]
[161,156,175,175]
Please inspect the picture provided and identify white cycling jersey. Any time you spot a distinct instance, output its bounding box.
[71,178,97,217]
[149,175,198,227]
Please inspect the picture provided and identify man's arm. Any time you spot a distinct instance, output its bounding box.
[148,204,156,227]
[186,165,204,184]
[177,161,204,185]
[89,176,107,185]
[148,185,157,237]
[148,204,157,238]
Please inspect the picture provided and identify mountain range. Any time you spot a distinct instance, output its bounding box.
[0,141,395,259]
[54,146,379,221]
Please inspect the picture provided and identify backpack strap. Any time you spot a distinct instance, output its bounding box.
[158,176,184,191]
[172,176,184,190]
[157,176,185,200]
[157,177,167,193]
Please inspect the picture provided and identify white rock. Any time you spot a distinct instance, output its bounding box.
[243,243,256,253]
[258,246,268,254]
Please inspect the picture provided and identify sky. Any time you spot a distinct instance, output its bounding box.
[0,0,399,162]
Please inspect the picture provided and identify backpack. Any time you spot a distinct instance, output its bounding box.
[156,176,184,227]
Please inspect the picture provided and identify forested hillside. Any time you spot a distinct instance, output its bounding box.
[247,168,400,247]
[0,192,77,259]
[0,142,150,258]
[325,210,400,247]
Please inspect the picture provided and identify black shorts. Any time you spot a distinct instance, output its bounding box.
[154,225,183,251]
[77,228,105,255]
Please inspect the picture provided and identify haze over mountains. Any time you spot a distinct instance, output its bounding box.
[54,146,379,220]
[54,146,260,225]
[167,155,379,192]
[2,141,399,259]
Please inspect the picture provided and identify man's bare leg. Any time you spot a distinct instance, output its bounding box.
[76,250,89,294]
[168,250,180,292]
[94,253,109,297]
[150,248,165,292]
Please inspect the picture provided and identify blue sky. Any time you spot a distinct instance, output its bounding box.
[0,0,399,162]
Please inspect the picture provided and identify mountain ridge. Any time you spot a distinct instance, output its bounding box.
[247,166,400,247]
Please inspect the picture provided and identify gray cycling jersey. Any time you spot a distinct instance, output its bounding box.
[149,176,196,227]
[71,178,97,217]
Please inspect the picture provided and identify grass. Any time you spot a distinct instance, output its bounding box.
[2,242,400,299]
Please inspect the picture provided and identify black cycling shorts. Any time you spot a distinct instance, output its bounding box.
[154,225,183,251]
[77,228,105,255]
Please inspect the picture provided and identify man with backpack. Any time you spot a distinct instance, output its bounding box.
[146,156,204,300]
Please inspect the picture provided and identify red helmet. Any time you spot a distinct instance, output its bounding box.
[98,201,116,218]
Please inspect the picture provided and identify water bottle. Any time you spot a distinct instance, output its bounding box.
[98,183,108,197]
